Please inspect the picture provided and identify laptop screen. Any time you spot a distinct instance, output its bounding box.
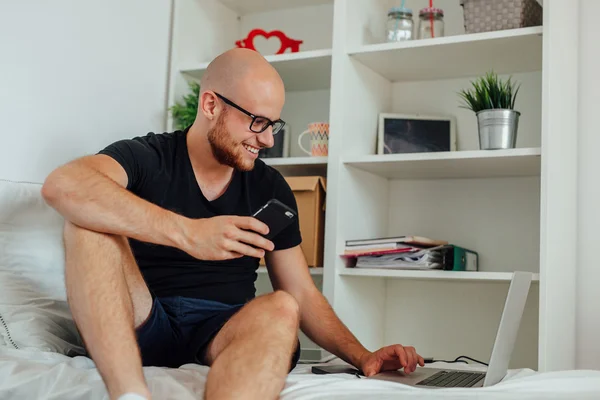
[483,271,532,386]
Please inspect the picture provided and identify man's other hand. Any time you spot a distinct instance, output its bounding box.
[179,216,275,260]
[359,345,425,377]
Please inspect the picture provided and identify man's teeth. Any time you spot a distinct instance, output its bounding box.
[243,144,259,154]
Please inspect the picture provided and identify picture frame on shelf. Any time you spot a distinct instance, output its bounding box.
[377,113,457,155]
[259,125,290,159]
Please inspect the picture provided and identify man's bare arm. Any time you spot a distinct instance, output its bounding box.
[42,155,274,260]
[43,155,187,247]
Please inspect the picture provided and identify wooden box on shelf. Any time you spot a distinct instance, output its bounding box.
[286,176,326,267]
[257,176,326,268]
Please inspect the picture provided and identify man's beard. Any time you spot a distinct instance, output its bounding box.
[207,112,254,172]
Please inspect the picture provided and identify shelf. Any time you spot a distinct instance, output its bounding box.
[343,147,541,180]
[348,27,543,82]
[181,49,332,91]
[340,268,540,283]
[219,0,332,16]
[263,156,327,166]
[262,156,328,176]
[258,266,323,275]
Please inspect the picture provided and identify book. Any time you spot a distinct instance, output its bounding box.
[353,246,447,270]
[345,236,448,247]
[343,242,411,251]
[343,247,419,258]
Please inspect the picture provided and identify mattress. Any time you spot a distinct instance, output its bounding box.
[1,347,600,399]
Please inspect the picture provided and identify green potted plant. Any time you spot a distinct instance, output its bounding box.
[169,81,200,130]
[458,71,521,150]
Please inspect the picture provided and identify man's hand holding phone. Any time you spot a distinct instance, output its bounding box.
[179,216,274,260]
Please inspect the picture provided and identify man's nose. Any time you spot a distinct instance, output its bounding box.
[257,126,275,148]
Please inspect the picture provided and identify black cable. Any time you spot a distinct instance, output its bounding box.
[424,355,488,366]
[454,355,488,366]
[426,359,468,364]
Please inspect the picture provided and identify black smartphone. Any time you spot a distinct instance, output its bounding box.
[311,365,364,376]
[252,199,297,240]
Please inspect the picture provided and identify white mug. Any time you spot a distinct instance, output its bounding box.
[298,122,329,156]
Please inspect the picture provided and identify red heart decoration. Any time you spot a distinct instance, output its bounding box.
[236,29,303,54]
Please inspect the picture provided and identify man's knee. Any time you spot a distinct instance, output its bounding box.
[261,290,300,331]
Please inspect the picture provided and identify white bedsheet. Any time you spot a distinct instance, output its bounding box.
[1,347,600,400]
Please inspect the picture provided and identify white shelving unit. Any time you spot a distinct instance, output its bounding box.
[217,0,332,15]
[344,148,541,179]
[181,49,332,91]
[167,0,572,373]
[263,156,328,176]
[348,26,543,82]
[340,268,540,283]
[264,156,327,166]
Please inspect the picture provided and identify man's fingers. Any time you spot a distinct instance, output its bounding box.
[226,251,244,259]
[235,229,274,251]
[374,345,422,374]
[407,348,423,372]
[227,240,266,259]
[392,345,408,368]
[234,217,270,236]
[404,347,415,371]
[363,366,377,378]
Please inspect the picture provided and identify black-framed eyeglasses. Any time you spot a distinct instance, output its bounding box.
[214,92,285,135]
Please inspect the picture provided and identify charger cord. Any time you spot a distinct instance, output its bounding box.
[424,355,488,366]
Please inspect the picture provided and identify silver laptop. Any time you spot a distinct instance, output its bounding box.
[369,271,532,388]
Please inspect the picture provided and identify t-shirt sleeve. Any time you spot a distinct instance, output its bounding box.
[271,174,303,251]
[97,135,160,192]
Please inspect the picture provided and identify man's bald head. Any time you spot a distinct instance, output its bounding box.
[200,48,284,105]
[191,48,286,172]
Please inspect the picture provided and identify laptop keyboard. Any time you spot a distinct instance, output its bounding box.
[416,371,485,387]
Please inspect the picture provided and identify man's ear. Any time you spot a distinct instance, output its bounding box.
[199,91,220,121]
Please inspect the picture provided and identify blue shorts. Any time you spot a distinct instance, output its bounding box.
[136,296,301,370]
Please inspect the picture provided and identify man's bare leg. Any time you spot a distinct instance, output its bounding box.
[63,222,153,400]
[203,290,300,400]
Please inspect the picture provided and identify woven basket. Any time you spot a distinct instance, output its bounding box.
[460,0,542,34]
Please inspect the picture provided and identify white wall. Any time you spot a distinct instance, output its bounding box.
[347,0,466,47]
[238,4,334,157]
[392,72,543,150]
[385,281,539,369]
[0,0,172,183]
[283,90,331,157]
[387,0,466,38]
[388,177,541,274]
[576,0,600,370]
[239,3,334,52]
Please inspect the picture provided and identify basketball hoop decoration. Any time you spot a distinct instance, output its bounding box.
[235,29,303,54]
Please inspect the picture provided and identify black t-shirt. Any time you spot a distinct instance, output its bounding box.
[98,128,302,305]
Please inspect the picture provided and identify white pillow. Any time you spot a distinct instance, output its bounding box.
[0,179,84,355]
[0,272,85,355]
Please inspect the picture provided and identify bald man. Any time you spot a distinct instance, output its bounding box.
[42,48,424,400]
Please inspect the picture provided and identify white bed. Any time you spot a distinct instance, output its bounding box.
[1,347,600,400]
[2,177,600,399]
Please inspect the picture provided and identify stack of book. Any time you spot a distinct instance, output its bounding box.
[343,236,449,270]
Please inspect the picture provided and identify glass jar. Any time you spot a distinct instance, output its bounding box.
[386,7,414,42]
[417,7,445,39]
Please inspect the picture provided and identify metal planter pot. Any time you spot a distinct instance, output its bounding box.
[476,109,520,150]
